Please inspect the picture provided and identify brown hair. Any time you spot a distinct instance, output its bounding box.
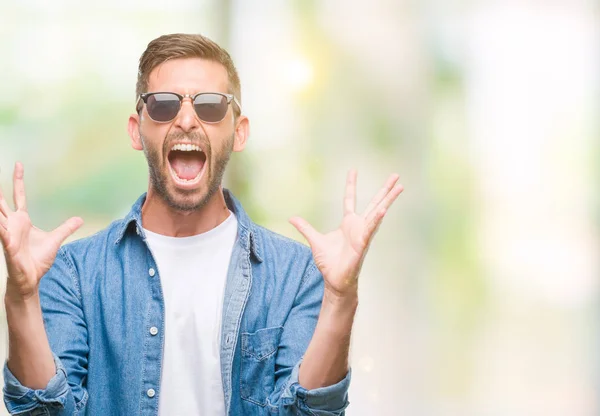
[136,33,241,115]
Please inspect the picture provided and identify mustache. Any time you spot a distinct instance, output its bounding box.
[163,131,210,154]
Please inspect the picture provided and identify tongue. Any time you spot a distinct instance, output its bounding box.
[170,153,204,180]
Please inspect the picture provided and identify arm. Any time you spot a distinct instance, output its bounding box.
[4,251,90,415]
[0,162,85,415]
[297,290,357,389]
[269,262,352,416]
[289,170,403,398]
[5,291,55,390]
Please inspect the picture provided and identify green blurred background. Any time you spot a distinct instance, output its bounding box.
[0,1,598,415]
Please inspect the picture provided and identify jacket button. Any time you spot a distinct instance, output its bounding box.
[150,327,158,336]
[147,388,156,398]
[149,268,156,277]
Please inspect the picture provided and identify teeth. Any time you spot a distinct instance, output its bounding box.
[170,144,202,152]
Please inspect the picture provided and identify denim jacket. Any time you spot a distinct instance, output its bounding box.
[3,190,350,415]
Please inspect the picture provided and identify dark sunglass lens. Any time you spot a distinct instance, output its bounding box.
[194,94,228,122]
[146,94,181,122]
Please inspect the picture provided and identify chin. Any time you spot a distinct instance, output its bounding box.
[162,180,219,213]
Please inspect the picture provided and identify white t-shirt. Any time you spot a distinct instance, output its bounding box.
[143,211,238,416]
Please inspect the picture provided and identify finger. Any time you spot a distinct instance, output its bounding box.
[0,212,6,228]
[366,183,403,224]
[12,162,27,211]
[364,207,387,244]
[364,173,400,218]
[343,169,358,216]
[289,216,321,246]
[50,217,84,246]
[0,183,11,216]
[0,221,10,248]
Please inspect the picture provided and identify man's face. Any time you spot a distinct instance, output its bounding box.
[130,58,246,212]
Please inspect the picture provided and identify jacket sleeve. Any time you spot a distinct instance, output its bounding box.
[270,261,351,415]
[3,248,89,415]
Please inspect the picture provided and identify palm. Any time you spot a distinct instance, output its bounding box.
[4,213,60,282]
[308,215,367,290]
[0,163,83,298]
[290,170,403,296]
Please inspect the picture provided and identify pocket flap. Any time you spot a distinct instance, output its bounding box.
[241,326,284,361]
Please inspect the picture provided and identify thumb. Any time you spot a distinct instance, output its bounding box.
[50,217,84,246]
[289,216,320,246]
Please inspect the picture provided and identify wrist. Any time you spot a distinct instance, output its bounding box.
[5,289,42,331]
[323,287,359,313]
[316,289,358,341]
[5,281,40,306]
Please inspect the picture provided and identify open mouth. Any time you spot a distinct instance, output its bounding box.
[167,143,207,186]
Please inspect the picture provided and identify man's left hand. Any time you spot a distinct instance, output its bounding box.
[290,170,403,301]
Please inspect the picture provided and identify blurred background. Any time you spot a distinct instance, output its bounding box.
[0,0,598,415]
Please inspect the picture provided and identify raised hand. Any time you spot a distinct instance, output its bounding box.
[289,170,403,299]
[0,162,83,301]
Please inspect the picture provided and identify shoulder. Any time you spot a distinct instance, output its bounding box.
[39,219,129,298]
[60,218,132,262]
[253,223,312,259]
[250,223,319,283]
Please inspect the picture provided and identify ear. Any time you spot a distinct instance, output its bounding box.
[232,115,249,152]
[128,113,143,151]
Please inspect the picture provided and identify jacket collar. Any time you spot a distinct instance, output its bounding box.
[114,189,263,263]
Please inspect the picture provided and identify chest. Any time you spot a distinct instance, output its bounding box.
[153,248,231,347]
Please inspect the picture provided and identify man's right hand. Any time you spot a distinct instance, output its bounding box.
[0,162,83,302]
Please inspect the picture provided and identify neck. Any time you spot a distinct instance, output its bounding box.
[141,186,230,237]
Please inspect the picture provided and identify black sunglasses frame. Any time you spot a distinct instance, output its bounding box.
[136,92,242,123]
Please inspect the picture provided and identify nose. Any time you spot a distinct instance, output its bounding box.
[173,97,200,133]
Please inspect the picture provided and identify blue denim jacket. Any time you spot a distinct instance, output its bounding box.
[3,191,350,415]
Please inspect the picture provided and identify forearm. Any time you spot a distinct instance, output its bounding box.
[298,290,357,389]
[6,288,56,389]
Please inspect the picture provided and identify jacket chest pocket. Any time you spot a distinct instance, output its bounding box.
[240,326,284,408]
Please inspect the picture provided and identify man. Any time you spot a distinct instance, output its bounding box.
[0,33,402,415]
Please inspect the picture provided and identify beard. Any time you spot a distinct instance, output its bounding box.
[141,130,234,212]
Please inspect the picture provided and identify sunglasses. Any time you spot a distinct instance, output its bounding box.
[136,92,242,123]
